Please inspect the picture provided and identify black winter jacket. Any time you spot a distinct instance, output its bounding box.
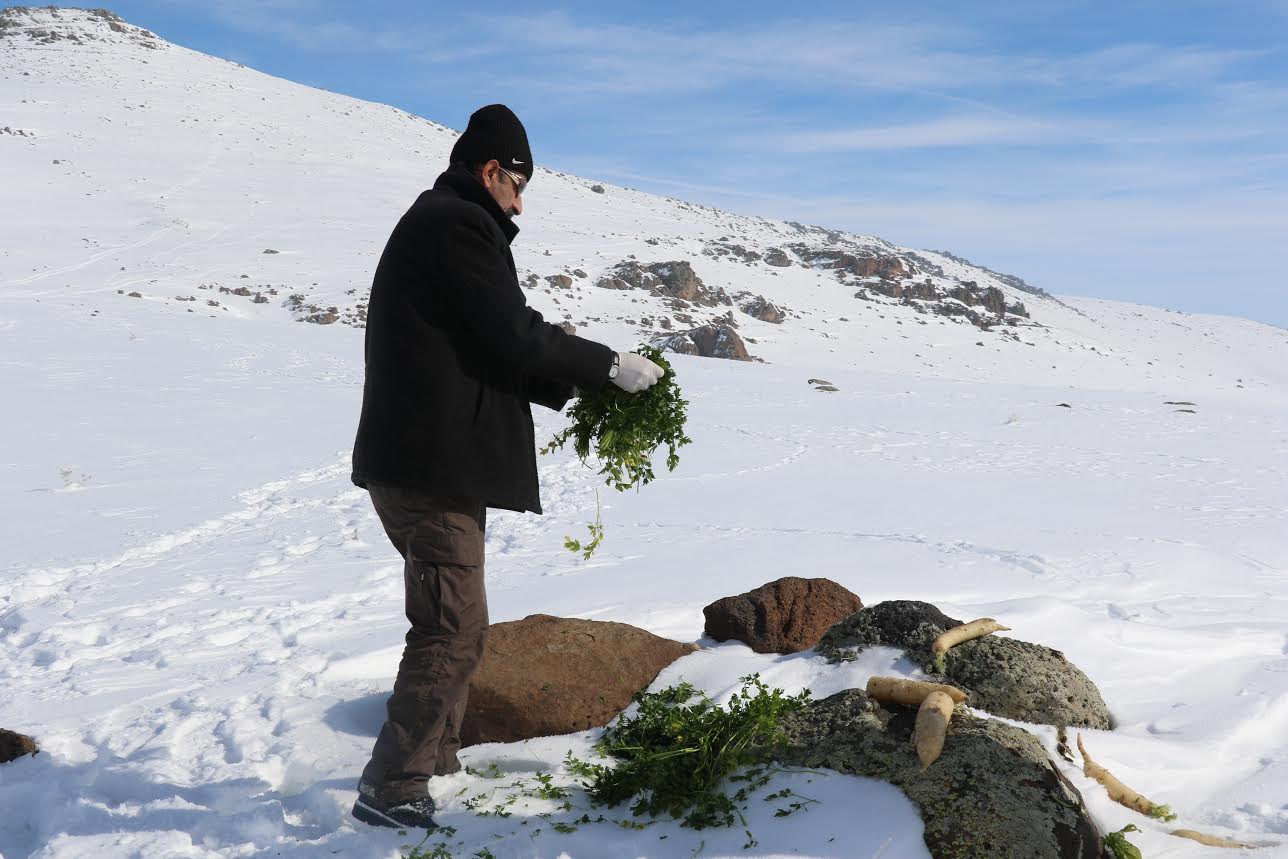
[351,166,614,513]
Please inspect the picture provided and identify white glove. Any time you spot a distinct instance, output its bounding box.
[611,351,664,393]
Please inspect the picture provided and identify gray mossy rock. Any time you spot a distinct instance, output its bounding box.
[774,690,1106,859]
[944,636,1113,731]
[815,599,958,661]
[816,600,1111,729]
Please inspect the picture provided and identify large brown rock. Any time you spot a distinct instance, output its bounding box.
[0,729,38,763]
[703,577,863,654]
[462,614,696,746]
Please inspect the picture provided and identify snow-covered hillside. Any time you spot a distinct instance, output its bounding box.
[4,6,1287,395]
[3,7,1287,858]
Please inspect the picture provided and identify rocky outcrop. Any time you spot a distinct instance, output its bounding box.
[944,283,1029,319]
[0,729,38,764]
[0,7,162,49]
[652,324,752,361]
[462,614,696,746]
[816,600,1112,729]
[284,293,341,325]
[739,296,785,323]
[791,245,913,280]
[703,577,862,654]
[703,241,761,264]
[596,260,730,307]
[545,274,574,289]
[774,690,1104,859]
[763,248,792,267]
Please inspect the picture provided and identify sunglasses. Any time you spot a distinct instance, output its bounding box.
[497,166,528,196]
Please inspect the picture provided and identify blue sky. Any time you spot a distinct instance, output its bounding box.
[111,1,1288,327]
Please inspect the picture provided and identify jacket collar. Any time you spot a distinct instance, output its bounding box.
[434,165,520,244]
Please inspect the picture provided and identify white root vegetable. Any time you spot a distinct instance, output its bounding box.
[1170,829,1262,849]
[1077,735,1175,821]
[914,690,955,771]
[931,618,1011,656]
[865,676,968,707]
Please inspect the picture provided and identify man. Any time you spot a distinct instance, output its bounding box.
[348,104,664,830]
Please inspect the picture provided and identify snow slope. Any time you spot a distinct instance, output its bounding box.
[2,8,1287,858]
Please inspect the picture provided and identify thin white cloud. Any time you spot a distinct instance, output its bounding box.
[750,116,1091,153]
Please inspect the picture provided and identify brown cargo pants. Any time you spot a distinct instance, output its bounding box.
[359,484,488,802]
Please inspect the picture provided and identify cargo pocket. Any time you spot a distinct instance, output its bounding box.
[405,509,487,636]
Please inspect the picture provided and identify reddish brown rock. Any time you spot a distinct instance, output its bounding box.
[462,614,697,746]
[0,729,38,763]
[703,577,863,654]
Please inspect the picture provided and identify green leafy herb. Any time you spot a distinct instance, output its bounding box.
[1104,824,1143,859]
[542,345,691,557]
[1148,803,1178,822]
[565,675,810,831]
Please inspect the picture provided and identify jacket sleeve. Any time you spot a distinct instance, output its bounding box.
[421,208,614,391]
[527,375,576,411]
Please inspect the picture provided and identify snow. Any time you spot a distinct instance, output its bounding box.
[3,7,1288,858]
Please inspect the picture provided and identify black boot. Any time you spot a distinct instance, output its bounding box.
[351,779,438,829]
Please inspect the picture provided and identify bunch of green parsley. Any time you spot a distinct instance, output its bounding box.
[541,345,691,558]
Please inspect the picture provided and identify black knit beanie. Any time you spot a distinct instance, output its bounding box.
[449,104,533,180]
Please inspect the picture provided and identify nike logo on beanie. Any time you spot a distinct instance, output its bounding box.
[449,104,534,180]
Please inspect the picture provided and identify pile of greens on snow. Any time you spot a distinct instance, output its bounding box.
[541,345,691,558]
[565,675,813,843]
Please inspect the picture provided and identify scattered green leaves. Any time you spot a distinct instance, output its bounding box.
[1104,824,1143,859]
[401,833,455,859]
[465,762,505,780]
[563,488,605,559]
[542,345,691,558]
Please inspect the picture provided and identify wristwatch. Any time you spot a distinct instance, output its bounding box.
[608,352,621,380]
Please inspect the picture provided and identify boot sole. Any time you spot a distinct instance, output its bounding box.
[351,796,438,830]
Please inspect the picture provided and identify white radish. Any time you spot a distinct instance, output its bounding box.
[914,690,955,771]
[865,676,968,707]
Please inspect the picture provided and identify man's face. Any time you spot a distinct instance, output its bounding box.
[481,161,525,218]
